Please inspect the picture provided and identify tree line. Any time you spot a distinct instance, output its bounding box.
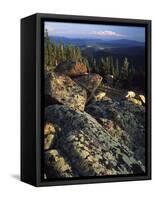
[44,29,89,71]
[44,29,145,91]
[89,56,131,80]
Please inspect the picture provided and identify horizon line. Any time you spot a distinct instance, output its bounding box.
[47,35,145,43]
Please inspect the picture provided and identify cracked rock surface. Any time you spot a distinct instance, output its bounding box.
[43,67,145,179]
[44,104,145,178]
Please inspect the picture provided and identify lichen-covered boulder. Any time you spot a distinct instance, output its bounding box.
[86,99,145,165]
[96,118,130,146]
[45,149,74,178]
[60,130,110,176]
[45,72,87,111]
[73,73,103,102]
[55,60,88,77]
[45,105,145,176]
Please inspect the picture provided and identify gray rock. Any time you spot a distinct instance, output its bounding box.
[45,149,74,178]
[45,72,87,111]
[45,105,145,176]
[86,99,145,165]
[73,73,103,102]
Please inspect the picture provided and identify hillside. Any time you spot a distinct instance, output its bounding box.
[44,61,146,179]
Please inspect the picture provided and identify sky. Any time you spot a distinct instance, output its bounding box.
[45,21,145,42]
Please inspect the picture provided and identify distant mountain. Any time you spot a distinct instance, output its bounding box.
[101,46,145,56]
[49,36,145,48]
[102,39,145,47]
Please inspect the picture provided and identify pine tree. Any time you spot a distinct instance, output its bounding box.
[52,42,57,66]
[75,47,82,61]
[105,57,110,74]
[110,56,115,75]
[121,57,129,80]
[100,57,105,75]
[93,58,98,72]
[44,29,89,71]
[115,58,119,77]
[44,29,53,71]
[59,40,65,62]
[82,58,90,72]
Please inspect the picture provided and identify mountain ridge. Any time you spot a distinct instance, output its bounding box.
[49,36,145,47]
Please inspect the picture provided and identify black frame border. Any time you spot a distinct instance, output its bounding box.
[35,13,151,187]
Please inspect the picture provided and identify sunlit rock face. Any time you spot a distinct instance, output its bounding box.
[45,72,87,111]
[55,60,88,77]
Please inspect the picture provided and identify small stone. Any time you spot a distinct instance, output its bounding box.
[44,122,56,135]
[67,135,75,142]
[95,92,106,101]
[138,95,145,104]
[44,134,54,150]
[126,91,136,98]
[80,150,90,158]
[129,98,142,106]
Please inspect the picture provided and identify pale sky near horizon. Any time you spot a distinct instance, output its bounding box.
[45,21,145,42]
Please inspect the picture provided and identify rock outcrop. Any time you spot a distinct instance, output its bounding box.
[55,60,88,77]
[86,99,145,165]
[44,104,145,178]
[45,72,87,111]
[73,73,103,102]
[43,61,146,179]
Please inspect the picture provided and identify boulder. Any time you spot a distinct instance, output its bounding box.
[45,72,87,111]
[126,92,145,106]
[126,91,136,98]
[105,74,114,86]
[45,105,145,177]
[45,149,74,178]
[55,60,88,77]
[86,99,145,165]
[60,130,111,176]
[73,73,103,102]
